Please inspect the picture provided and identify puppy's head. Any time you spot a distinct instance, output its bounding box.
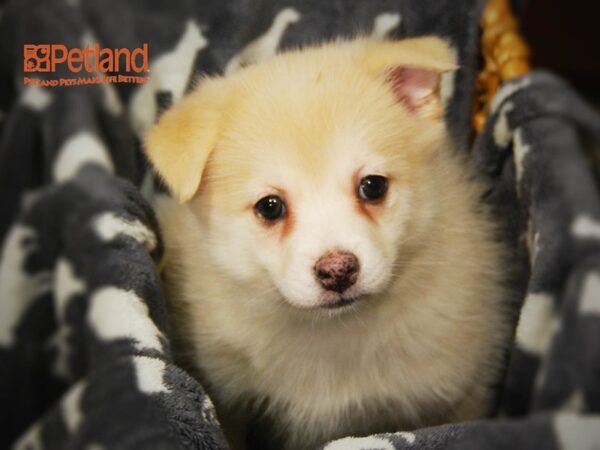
[146,37,457,311]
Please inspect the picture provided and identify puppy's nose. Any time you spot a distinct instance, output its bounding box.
[314,251,360,293]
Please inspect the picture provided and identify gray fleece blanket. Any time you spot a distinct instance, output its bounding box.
[1,0,600,449]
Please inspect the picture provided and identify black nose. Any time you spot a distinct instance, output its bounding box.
[314,251,360,293]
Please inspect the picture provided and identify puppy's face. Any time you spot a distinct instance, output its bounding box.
[147,37,457,311]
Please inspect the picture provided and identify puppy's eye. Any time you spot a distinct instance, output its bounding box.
[358,175,388,202]
[254,195,286,221]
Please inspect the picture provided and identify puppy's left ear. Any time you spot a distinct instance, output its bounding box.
[363,37,458,120]
[145,77,229,202]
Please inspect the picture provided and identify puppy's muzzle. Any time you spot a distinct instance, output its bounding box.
[314,251,360,293]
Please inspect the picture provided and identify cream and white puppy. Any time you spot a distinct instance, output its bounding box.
[146,37,511,450]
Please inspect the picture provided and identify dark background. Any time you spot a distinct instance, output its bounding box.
[520,0,600,104]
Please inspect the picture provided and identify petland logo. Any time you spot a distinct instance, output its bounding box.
[23,43,149,86]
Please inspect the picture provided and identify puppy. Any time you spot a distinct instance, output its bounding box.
[146,37,511,450]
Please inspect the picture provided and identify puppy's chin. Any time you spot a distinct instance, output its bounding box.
[317,295,371,318]
[278,298,363,320]
[278,285,377,316]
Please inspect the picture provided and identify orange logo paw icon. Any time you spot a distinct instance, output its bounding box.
[24,45,51,72]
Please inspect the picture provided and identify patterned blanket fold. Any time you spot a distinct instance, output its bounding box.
[1,0,599,448]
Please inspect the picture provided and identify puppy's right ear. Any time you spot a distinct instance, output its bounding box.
[362,37,458,120]
[145,77,229,203]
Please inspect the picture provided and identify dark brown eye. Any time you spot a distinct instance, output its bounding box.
[358,175,388,201]
[254,195,286,221]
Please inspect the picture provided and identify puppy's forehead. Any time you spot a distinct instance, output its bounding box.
[223,121,380,186]
[206,63,430,200]
[221,86,401,172]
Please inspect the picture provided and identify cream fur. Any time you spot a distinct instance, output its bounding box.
[148,37,511,450]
